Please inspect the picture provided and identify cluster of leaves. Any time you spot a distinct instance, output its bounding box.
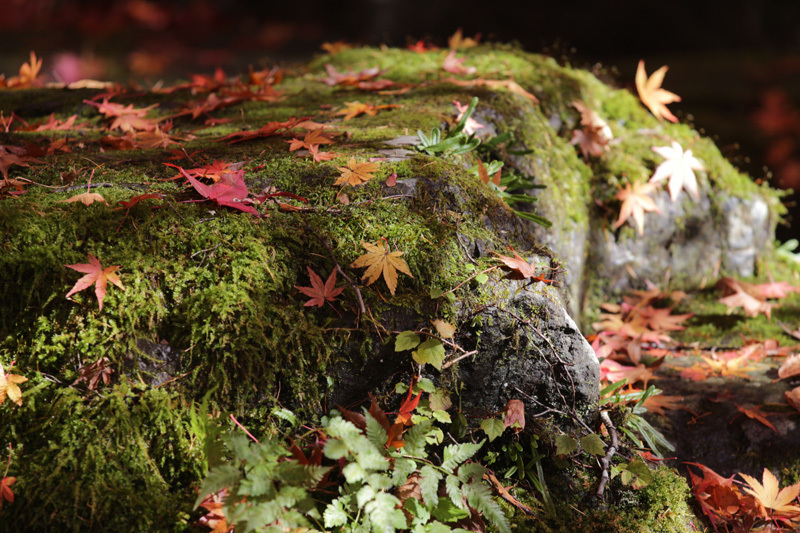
[195,382,511,533]
[688,463,800,532]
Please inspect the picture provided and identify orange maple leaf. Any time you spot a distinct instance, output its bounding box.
[736,404,778,433]
[65,253,126,311]
[635,60,681,123]
[295,266,345,308]
[334,158,379,186]
[334,101,400,121]
[57,191,108,206]
[739,468,800,518]
[614,181,660,235]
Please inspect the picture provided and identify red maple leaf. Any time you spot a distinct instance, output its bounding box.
[395,382,422,426]
[0,476,15,511]
[83,99,160,132]
[321,64,385,87]
[494,251,556,284]
[216,117,308,144]
[177,166,259,215]
[65,253,126,311]
[295,266,345,308]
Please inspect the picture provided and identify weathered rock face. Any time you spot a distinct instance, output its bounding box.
[589,189,776,294]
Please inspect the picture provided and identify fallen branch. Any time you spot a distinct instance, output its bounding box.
[595,410,619,502]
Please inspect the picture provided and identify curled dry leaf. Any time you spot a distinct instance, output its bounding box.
[786,387,800,413]
[432,319,455,338]
[502,399,525,432]
[570,100,613,159]
[778,354,800,380]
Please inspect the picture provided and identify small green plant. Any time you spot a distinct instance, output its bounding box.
[467,159,551,227]
[195,384,512,532]
[416,96,481,156]
[601,381,675,458]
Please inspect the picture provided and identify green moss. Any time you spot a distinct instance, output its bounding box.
[1,381,201,532]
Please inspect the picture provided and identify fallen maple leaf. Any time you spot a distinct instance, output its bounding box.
[448,28,480,50]
[57,191,108,206]
[502,399,525,432]
[350,240,413,296]
[615,181,660,235]
[786,387,800,413]
[717,277,775,319]
[165,160,244,182]
[476,159,505,190]
[83,99,160,132]
[494,250,556,283]
[444,77,538,102]
[307,145,339,162]
[197,489,232,533]
[454,99,484,135]
[736,405,778,433]
[334,158,379,186]
[65,253,126,311]
[286,128,336,152]
[570,100,613,159]
[779,354,800,379]
[739,468,800,518]
[178,166,259,215]
[216,117,308,144]
[72,356,114,390]
[0,476,15,511]
[334,101,400,121]
[2,51,42,88]
[321,64,385,86]
[635,60,681,122]
[649,141,704,202]
[443,50,477,75]
[295,266,345,308]
[395,384,422,426]
[0,362,27,407]
[642,393,687,416]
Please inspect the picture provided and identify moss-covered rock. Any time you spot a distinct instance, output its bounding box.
[2,43,778,530]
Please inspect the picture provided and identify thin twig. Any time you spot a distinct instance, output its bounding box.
[441,350,477,369]
[595,410,619,502]
[317,233,366,315]
[444,266,498,295]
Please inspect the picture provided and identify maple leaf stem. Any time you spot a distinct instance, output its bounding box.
[595,411,619,502]
[2,444,11,479]
[230,414,259,443]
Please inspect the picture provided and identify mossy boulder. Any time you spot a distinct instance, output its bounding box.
[0,43,777,530]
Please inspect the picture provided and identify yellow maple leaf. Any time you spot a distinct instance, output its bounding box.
[334,158,379,186]
[635,60,681,123]
[0,362,28,407]
[350,241,413,296]
[740,468,800,518]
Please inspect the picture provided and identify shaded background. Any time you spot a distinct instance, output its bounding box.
[2,0,799,238]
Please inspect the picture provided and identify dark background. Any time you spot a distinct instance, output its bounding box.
[2,0,799,238]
